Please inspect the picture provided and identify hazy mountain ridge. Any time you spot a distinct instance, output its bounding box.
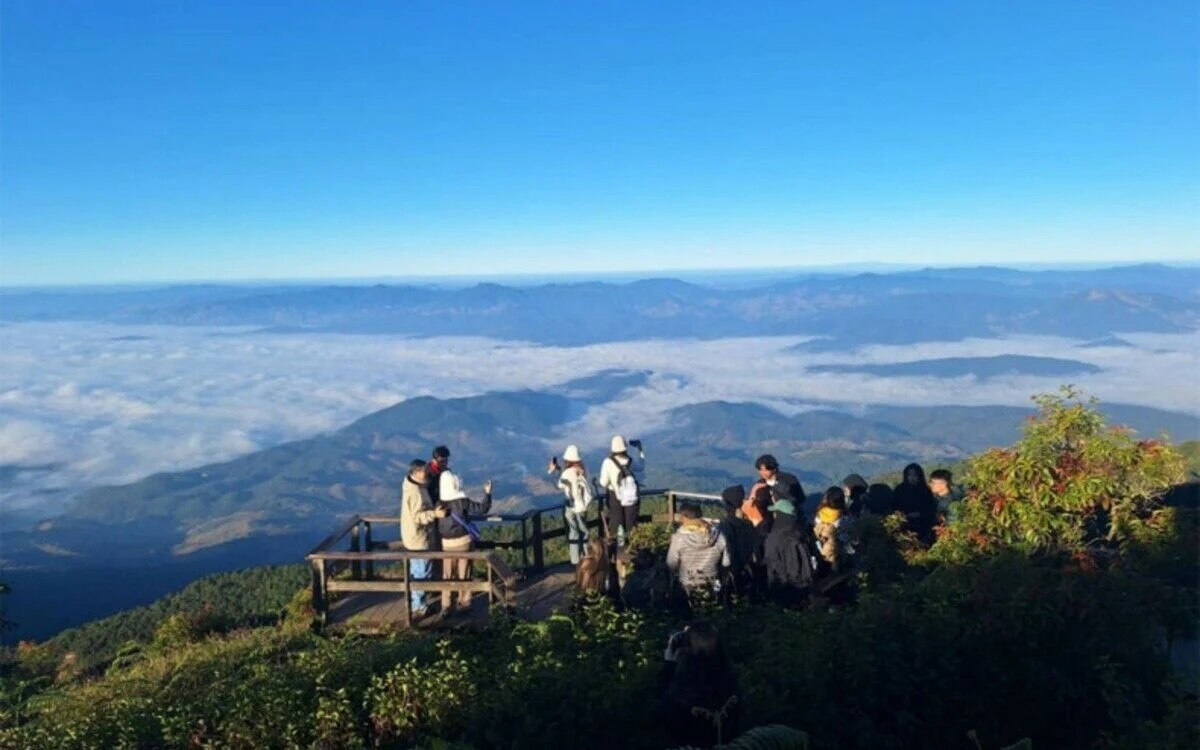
[3,265,1196,350]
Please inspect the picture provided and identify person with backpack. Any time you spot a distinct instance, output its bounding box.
[599,435,645,548]
[436,469,493,613]
[400,459,447,618]
[762,498,815,607]
[426,445,451,504]
[548,445,595,566]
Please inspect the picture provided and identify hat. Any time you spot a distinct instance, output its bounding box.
[767,498,796,515]
[721,484,746,508]
[610,435,627,453]
[439,471,467,502]
[562,444,582,463]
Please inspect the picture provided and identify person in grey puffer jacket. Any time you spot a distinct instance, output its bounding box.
[667,503,730,596]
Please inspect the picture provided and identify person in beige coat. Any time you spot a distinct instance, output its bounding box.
[401,459,445,616]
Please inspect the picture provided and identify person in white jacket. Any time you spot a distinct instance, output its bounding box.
[547,444,595,565]
[598,435,645,548]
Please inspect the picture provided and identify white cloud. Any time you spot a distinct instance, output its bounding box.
[0,322,1196,515]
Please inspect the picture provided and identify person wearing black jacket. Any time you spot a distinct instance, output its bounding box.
[842,473,869,517]
[657,621,741,748]
[762,498,815,607]
[436,469,492,613]
[893,462,938,545]
[716,485,761,601]
[750,454,806,530]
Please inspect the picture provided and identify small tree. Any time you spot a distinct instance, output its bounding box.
[936,387,1186,559]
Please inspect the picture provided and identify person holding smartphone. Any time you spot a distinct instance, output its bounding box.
[599,435,646,548]
[436,470,493,614]
[547,445,595,566]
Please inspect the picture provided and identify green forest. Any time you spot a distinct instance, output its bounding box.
[1,389,1197,750]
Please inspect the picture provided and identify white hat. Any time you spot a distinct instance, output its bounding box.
[439,470,467,501]
[562,444,582,463]
[610,435,627,453]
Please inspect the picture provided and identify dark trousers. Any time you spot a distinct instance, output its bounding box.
[606,493,639,542]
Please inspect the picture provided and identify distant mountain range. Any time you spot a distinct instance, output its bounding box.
[3,264,1196,350]
[4,369,1197,640]
[808,355,1101,379]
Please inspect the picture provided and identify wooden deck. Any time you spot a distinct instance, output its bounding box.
[326,563,577,632]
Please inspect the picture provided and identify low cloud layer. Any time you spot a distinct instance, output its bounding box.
[1,322,1196,514]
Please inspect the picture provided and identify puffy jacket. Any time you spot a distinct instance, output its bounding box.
[400,474,439,551]
[764,513,815,604]
[667,518,730,592]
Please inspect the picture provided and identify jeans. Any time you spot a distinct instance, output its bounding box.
[564,505,589,565]
[409,557,432,612]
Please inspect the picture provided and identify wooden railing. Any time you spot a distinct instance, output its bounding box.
[305,488,725,628]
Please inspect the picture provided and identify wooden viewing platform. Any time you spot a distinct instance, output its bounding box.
[305,489,721,630]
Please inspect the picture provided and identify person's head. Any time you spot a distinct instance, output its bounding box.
[822,486,846,511]
[610,435,628,454]
[721,484,746,515]
[408,459,428,483]
[929,469,952,496]
[678,502,702,522]
[633,547,655,570]
[755,454,779,480]
[432,445,450,467]
[843,473,868,498]
[681,620,724,660]
[563,444,584,471]
[904,463,926,486]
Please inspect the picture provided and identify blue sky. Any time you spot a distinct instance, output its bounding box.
[1,1,1196,284]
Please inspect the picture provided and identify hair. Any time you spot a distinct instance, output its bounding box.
[822,486,846,511]
[432,445,450,461]
[929,469,952,483]
[633,547,656,569]
[721,484,746,514]
[566,460,586,474]
[408,459,427,473]
[903,462,927,483]
[678,502,702,520]
[754,454,779,472]
[576,537,611,594]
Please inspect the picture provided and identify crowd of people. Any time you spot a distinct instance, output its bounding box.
[397,437,965,620]
[396,437,966,747]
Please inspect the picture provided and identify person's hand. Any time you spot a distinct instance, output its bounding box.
[547,456,560,474]
[435,507,448,519]
[751,481,767,496]
[483,479,494,495]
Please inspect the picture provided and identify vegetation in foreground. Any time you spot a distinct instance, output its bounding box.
[1,388,1197,750]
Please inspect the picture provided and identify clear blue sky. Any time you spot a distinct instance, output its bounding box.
[1,1,1196,285]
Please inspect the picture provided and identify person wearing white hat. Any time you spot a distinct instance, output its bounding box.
[436,468,493,614]
[599,435,646,548]
[547,444,596,565]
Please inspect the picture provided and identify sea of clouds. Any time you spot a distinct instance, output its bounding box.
[1,321,1197,515]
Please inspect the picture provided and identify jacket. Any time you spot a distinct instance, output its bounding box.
[400,474,439,551]
[763,513,815,603]
[557,465,592,511]
[666,518,730,592]
[813,506,858,566]
[436,470,493,541]
[717,514,760,572]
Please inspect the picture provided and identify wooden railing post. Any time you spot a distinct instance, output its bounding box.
[667,491,677,524]
[311,559,327,628]
[402,553,412,629]
[519,516,530,570]
[531,510,545,573]
[350,522,362,580]
[363,521,374,580]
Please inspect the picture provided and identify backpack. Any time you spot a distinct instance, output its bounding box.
[611,455,640,506]
[565,472,595,514]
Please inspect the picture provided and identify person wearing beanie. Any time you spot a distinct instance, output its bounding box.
[762,497,815,606]
[716,484,760,600]
[436,469,493,613]
[599,434,646,548]
[547,444,595,566]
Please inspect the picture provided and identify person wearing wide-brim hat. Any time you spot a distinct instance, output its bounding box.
[547,444,596,566]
